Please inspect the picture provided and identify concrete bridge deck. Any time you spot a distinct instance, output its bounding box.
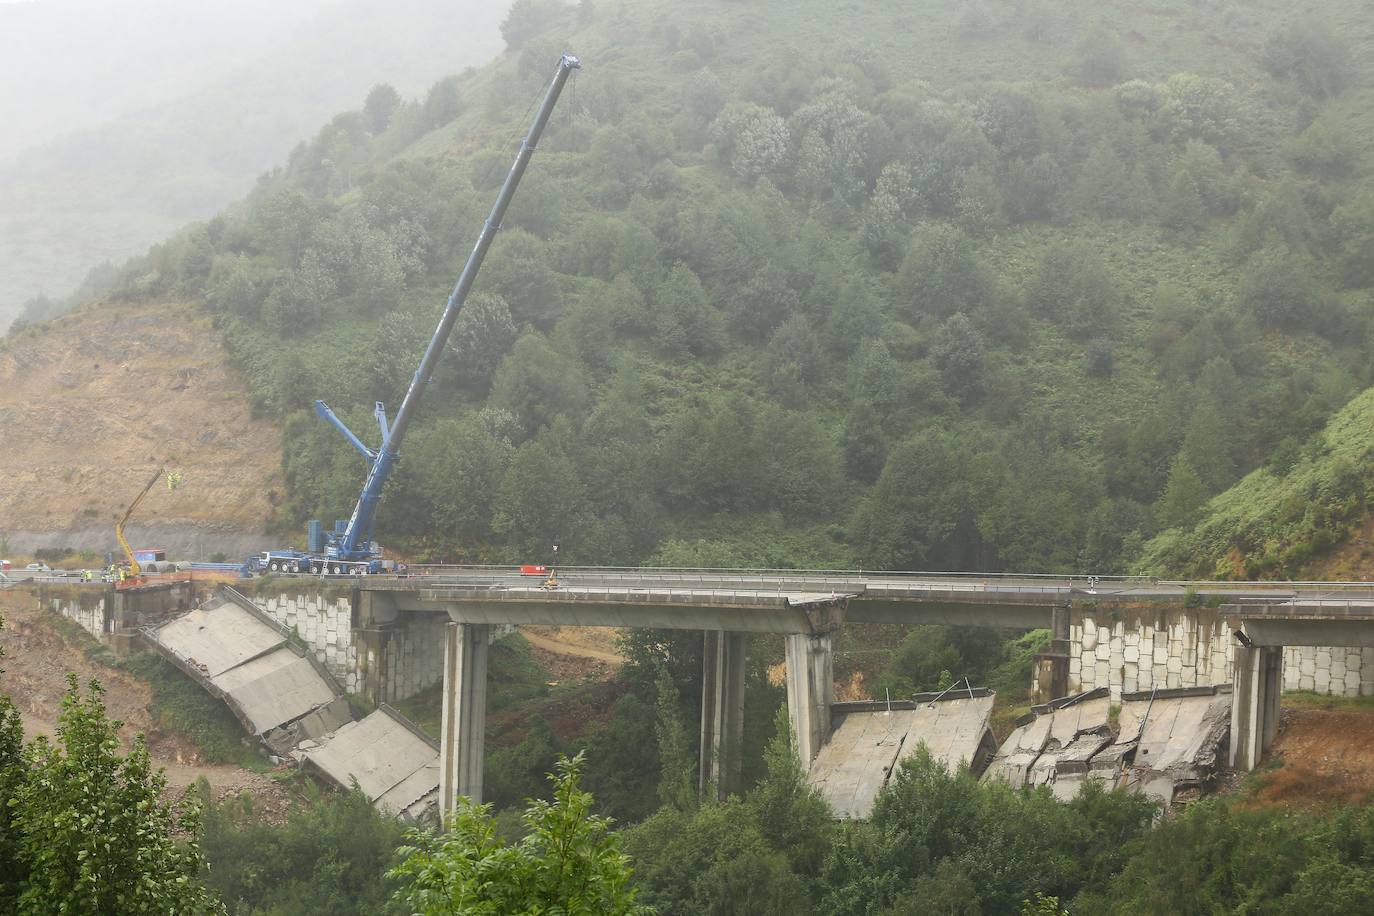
[355,568,1374,634]
[24,568,1374,823]
[347,568,1374,817]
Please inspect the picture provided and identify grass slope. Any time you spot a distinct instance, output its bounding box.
[1139,385,1374,578]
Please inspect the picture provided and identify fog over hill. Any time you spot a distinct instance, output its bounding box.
[0,0,506,330]
[0,0,333,163]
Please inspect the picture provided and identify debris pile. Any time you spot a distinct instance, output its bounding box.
[985,685,1231,806]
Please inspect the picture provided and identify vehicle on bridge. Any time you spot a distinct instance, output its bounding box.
[243,54,581,579]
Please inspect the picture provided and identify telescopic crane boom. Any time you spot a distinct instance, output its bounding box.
[115,469,169,576]
[263,53,580,574]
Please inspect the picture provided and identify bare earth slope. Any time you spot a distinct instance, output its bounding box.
[0,593,292,819]
[0,301,281,557]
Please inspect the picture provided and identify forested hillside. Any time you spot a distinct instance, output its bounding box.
[78,0,1374,575]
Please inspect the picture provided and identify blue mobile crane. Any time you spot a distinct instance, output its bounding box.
[251,53,581,575]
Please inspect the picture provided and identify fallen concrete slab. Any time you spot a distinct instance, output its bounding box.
[1116,685,1231,805]
[145,588,438,821]
[145,593,343,739]
[152,600,283,678]
[985,689,1111,800]
[986,685,1231,807]
[297,705,439,823]
[211,648,339,736]
[808,690,997,819]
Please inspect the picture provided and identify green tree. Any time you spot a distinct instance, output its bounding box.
[1329,189,1374,289]
[1024,241,1120,334]
[389,753,646,915]
[842,403,888,484]
[1073,26,1127,88]
[790,84,872,201]
[363,83,402,133]
[730,264,800,342]
[201,782,403,915]
[1159,168,1205,232]
[490,333,589,432]
[484,229,565,327]
[931,313,987,404]
[653,262,726,358]
[1237,247,1323,332]
[500,0,565,50]
[1262,19,1352,98]
[850,430,1003,570]
[622,801,811,916]
[895,225,992,321]
[11,676,219,914]
[1157,454,1208,529]
[655,662,698,812]
[711,102,790,182]
[763,314,824,406]
[492,429,591,560]
[748,708,834,874]
[448,292,518,391]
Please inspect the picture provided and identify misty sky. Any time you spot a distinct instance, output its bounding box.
[0,0,335,163]
[0,0,505,329]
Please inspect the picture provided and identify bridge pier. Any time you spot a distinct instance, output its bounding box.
[439,622,489,821]
[1229,643,1283,771]
[785,633,834,766]
[700,631,747,800]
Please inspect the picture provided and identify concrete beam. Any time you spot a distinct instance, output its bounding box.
[439,622,488,820]
[1241,618,1374,647]
[699,631,747,800]
[418,599,839,634]
[846,600,1054,629]
[785,633,833,767]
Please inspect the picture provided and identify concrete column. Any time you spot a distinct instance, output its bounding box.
[356,627,391,707]
[784,633,833,767]
[439,622,488,822]
[1261,645,1283,753]
[1230,643,1283,771]
[699,630,747,800]
[1033,605,1072,701]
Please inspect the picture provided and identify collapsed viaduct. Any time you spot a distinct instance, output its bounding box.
[353,570,1374,820]
[24,570,1374,819]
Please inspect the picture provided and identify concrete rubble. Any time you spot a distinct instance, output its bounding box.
[984,685,1231,806]
[807,690,998,819]
[144,587,440,820]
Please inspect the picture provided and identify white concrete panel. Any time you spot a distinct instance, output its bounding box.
[211,648,337,734]
[153,597,284,677]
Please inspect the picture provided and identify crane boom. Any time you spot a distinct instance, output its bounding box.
[116,467,166,576]
[318,53,580,564]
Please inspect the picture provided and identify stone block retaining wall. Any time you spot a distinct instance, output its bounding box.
[1069,607,1374,701]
